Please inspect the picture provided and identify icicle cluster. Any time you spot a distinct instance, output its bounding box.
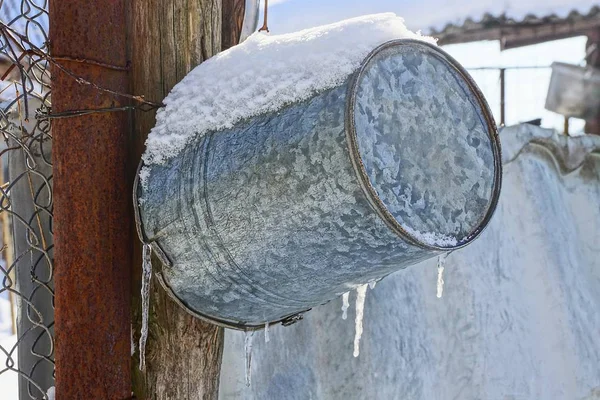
[139,243,153,371]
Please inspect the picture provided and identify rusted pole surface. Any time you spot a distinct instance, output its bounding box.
[49,1,132,399]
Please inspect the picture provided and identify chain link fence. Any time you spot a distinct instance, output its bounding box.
[0,1,53,399]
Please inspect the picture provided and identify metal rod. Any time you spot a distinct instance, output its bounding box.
[500,68,506,126]
[259,0,269,32]
[49,1,132,398]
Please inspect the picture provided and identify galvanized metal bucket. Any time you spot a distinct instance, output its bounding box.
[134,40,501,330]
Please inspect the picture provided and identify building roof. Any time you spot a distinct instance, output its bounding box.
[433,4,600,47]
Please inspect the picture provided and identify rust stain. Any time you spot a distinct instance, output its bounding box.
[49,0,132,398]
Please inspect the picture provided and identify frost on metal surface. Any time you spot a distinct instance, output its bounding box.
[141,13,435,170]
[352,43,496,247]
[136,39,500,327]
[353,284,369,357]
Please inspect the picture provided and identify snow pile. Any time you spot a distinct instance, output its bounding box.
[142,13,435,169]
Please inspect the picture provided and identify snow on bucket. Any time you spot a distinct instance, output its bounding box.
[134,14,501,329]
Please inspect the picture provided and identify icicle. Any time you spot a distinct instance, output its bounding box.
[353,284,368,357]
[244,330,255,387]
[436,253,448,299]
[264,321,270,343]
[341,291,350,320]
[131,325,136,356]
[139,243,153,371]
[368,280,377,290]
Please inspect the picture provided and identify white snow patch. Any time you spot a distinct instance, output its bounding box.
[353,284,368,357]
[341,291,350,320]
[46,386,55,400]
[403,225,459,248]
[141,13,435,174]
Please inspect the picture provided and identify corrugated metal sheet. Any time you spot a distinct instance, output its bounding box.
[433,5,600,46]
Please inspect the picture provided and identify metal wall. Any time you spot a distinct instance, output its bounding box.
[220,124,600,400]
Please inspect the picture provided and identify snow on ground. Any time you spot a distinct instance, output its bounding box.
[141,13,435,169]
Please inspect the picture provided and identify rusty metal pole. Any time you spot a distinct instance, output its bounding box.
[49,1,132,399]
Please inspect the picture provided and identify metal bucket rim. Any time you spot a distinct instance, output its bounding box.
[344,38,503,251]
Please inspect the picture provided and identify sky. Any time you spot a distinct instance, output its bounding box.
[266,0,597,34]
[264,0,594,134]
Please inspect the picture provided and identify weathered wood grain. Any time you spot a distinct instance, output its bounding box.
[221,0,245,51]
[131,1,224,399]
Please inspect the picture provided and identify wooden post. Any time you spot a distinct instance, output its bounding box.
[131,1,245,398]
[222,0,246,51]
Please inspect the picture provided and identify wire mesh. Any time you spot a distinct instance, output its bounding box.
[0,1,53,399]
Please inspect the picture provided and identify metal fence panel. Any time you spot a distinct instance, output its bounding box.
[1,1,53,399]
